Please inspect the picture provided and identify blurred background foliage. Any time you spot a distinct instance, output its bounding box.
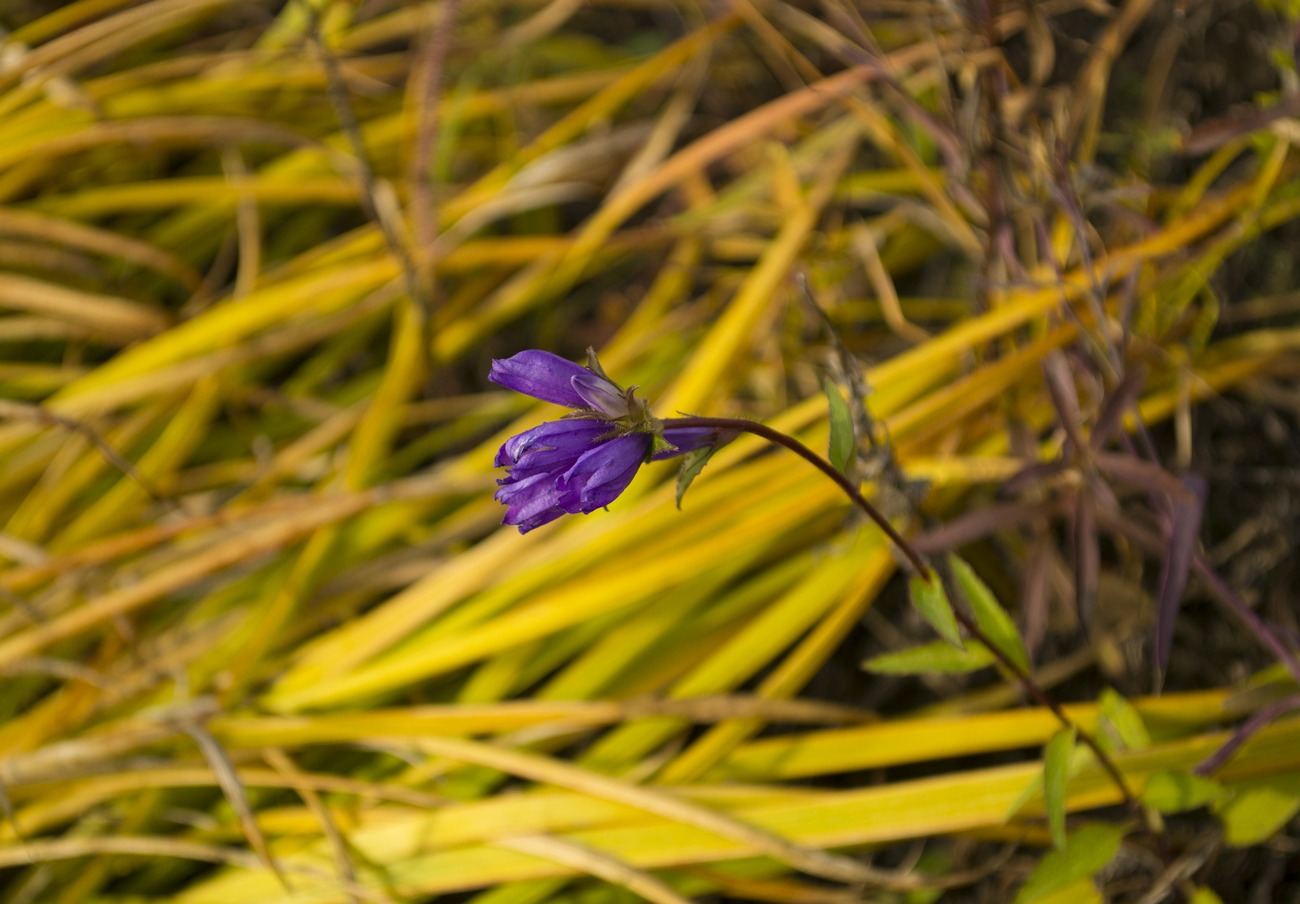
[1,0,1300,901]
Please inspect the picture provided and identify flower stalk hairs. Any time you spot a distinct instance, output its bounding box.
[488,347,927,576]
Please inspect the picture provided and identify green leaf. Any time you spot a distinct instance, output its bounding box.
[1190,887,1225,904]
[675,445,718,509]
[1044,727,1076,850]
[864,640,994,675]
[1006,733,1095,824]
[1141,770,1224,814]
[1025,879,1101,904]
[909,574,963,649]
[1215,774,1300,846]
[900,848,950,904]
[1005,768,1042,822]
[1014,823,1124,903]
[949,555,1030,672]
[1098,688,1150,753]
[823,376,855,474]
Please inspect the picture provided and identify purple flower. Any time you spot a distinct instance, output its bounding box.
[489,350,716,533]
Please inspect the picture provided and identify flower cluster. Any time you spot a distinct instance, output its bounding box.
[489,350,714,532]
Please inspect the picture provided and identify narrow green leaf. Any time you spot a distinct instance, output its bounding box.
[1026,879,1102,904]
[1142,770,1224,813]
[1014,823,1124,903]
[909,574,963,648]
[823,376,854,474]
[949,555,1030,672]
[864,640,994,675]
[675,445,717,509]
[1007,735,1097,823]
[1215,774,1300,846]
[1005,769,1042,822]
[1098,688,1151,753]
[1044,726,1076,850]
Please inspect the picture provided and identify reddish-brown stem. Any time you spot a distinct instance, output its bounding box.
[664,416,928,576]
[935,564,1139,811]
[666,414,1140,812]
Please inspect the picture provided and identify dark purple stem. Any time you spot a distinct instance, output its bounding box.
[1194,693,1300,776]
[1192,557,1300,688]
[1096,503,1300,689]
[664,416,929,577]
[666,414,1139,811]
[935,561,1139,810]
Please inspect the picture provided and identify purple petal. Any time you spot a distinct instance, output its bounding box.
[571,371,629,417]
[510,504,569,533]
[489,350,589,408]
[496,471,569,530]
[495,469,555,506]
[654,426,718,461]
[556,434,649,513]
[496,418,607,468]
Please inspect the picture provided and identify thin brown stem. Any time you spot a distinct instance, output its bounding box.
[664,416,928,576]
[303,2,431,323]
[409,0,460,254]
[666,414,1141,813]
[934,561,1140,812]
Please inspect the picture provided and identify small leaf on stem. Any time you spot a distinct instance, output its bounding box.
[864,640,993,675]
[1014,823,1123,903]
[1098,688,1150,752]
[909,574,964,649]
[823,376,855,475]
[1142,769,1224,814]
[1044,726,1076,850]
[949,555,1031,673]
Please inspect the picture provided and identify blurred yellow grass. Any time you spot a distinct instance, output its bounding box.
[2,1,1300,902]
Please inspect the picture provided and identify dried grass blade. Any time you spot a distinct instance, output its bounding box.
[410,735,876,885]
[0,835,263,870]
[498,835,692,904]
[178,718,288,891]
[1073,487,1099,632]
[1090,366,1147,450]
[0,274,168,341]
[0,210,202,291]
[658,541,895,782]
[1154,474,1207,688]
[263,747,364,904]
[0,492,373,669]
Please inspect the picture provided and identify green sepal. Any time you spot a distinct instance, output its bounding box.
[584,346,614,382]
[647,432,678,460]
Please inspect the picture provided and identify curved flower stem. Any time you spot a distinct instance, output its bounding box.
[664,416,929,577]
[666,414,1140,813]
[932,561,1140,811]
